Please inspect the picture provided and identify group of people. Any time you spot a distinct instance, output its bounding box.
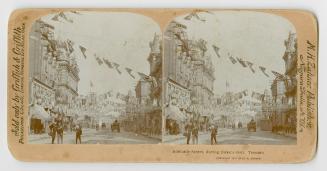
[184,123,218,145]
[48,115,83,144]
[184,124,199,144]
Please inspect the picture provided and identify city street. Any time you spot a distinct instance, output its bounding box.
[164,128,296,145]
[29,128,161,144]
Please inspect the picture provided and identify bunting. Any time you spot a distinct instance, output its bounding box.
[58,12,73,23]
[229,56,237,64]
[137,72,149,79]
[271,70,284,78]
[184,12,206,22]
[65,39,74,53]
[112,62,122,74]
[259,66,270,77]
[70,11,81,15]
[51,14,59,21]
[103,58,113,68]
[125,67,135,79]
[79,46,87,58]
[94,54,103,65]
[236,57,247,67]
[246,61,255,73]
[212,45,220,58]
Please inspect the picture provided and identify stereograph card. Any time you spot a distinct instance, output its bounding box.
[7,9,318,163]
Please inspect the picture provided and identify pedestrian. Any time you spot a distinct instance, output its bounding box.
[192,124,199,144]
[75,124,82,144]
[48,121,57,144]
[185,124,192,144]
[210,125,217,145]
[56,115,64,144]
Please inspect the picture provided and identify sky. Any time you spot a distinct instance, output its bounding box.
[39,11,295,97]
[41,11,161,96]
[173,11,296,96]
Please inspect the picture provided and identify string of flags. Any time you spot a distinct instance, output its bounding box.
[212,45,284,78]
[49,11,154,82]
[76,42,151,80]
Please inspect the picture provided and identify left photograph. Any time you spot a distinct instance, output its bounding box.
[28,11,163,144]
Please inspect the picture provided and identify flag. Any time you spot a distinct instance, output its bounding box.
[90,81,93,87]
[94,54,103,65]
[259,66,269,77]
[79,46,87,58]
[137,72,149,79]
[70,10,81,15]
[112,62,121,74]
[236,57,247,67]
[246,61,255,73]
[58,12,73,23]
[229,56,237,64]
[125,67,135,79]
[103,58,113,68]
[271,70,283,78]
[51,14,59,21]
[184,12,205,22]
[212,45,220,58]
[66,39,74,53]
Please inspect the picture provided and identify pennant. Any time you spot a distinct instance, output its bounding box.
[236,57,247,67]
[79,45,87,58]
[103,58,113,68]
[137,72,149,79]
[212,45,220,58]
[259,66,269,77]
[184,12,206,22]
[51,14,59,21]
[125,67,135,79]
[271,70,284,78]
[58,12,73,23]
[246,61,255,73]
[112,62,122,74]
[70,10,81,15]
[66,39,74,53]
[94,54,103,65]
[229,56,237,64]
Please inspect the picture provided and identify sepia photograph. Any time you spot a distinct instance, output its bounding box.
[7,8,318,163]
[28,11,163,144]
[163,11,297,145]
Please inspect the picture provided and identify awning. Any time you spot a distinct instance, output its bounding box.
[30,104,51,121]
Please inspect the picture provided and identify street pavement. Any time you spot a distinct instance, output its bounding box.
[164,128,297,145]
[29,128,161,144]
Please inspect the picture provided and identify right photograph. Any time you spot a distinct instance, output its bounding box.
[162,11,297,145]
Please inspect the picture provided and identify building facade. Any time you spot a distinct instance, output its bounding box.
[164,21,215,133]
[29,20,57,111]
[282,32,297,134]
[29,20,80,133]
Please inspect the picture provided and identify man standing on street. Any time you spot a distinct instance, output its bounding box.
[185,123,192,144]
[49,121,57,144]
[75,124,82,144]
[210,125,217,145]
[192,124,199,144]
